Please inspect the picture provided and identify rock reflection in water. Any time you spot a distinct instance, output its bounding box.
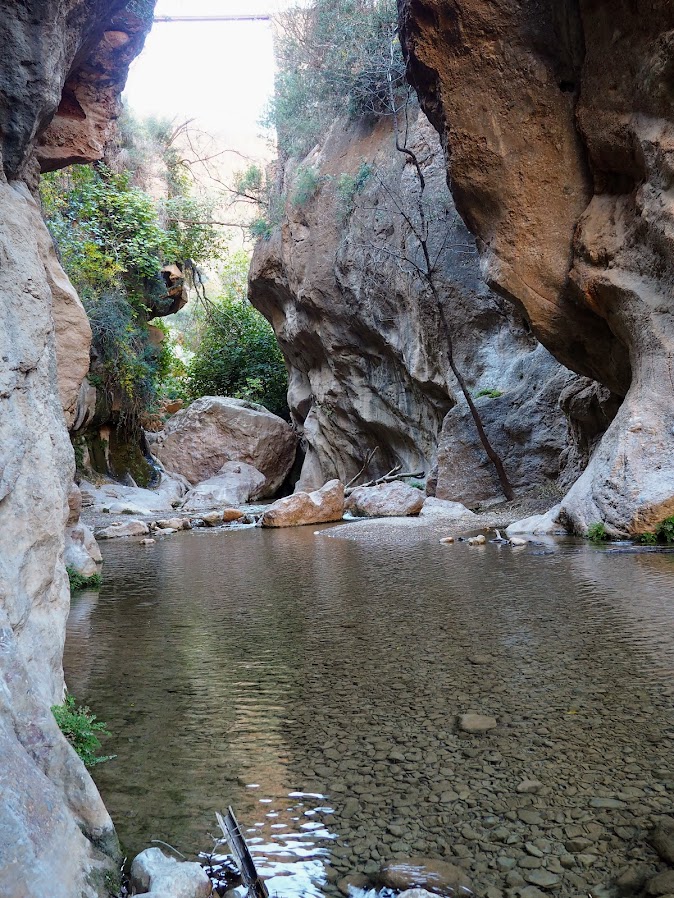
[63,525,674,898]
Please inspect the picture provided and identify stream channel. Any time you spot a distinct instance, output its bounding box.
[64,522,674,898]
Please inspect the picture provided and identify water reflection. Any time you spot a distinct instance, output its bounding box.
[64,525,674,897]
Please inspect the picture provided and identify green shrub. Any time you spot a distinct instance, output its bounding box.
[476,388,503,399]
[266,0,405,157]
[292,166,322,207]
[656,515,674,544]
[66,566,102,592]
[587,522,608,543]
[51,695,115,768]
[250,216,273,240]
[637,531,658,545]
[336,162,372,220]
[186,295,289,419]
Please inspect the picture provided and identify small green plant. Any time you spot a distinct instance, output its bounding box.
[292,165,322,207]
[587,522,609,543]
[250,216,273,240]
[637,531,658,545]
[476,388,503,399]
[51,695,115,768]
[66,566,102,592]
[408,480,425,491]
[336,162,372,220]
[656,515,674,544]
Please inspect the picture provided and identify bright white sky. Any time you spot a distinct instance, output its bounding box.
[124,0,297,157]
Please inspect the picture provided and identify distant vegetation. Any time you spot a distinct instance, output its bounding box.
[265,0,405,158]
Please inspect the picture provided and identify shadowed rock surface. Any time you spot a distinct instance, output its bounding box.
[399,0,674,534]
[0,2,152,895]
[249,107,610,504]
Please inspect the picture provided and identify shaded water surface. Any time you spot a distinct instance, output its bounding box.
[64,526,674,897]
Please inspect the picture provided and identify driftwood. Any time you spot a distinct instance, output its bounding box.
[344,446,379,489]
[216,808,268,898]
[344,464,425,496]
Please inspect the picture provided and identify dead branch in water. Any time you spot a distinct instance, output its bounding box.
[345,464,425,495]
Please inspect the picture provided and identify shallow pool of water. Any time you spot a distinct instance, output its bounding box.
[64,524,674,897]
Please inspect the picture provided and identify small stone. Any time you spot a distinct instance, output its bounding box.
[337,873,370,895]
[201,510,223,526]
[140,538,155,546]
[222,507,244,522]
[647,871,674,896]
[439,536,455,544]
[458,713,497,733]
[651,819,674,864]
[524,870,561,890]
[341,797,361,819]
[519,809,544,825]
[517,780,543,794]
[614,866,649,896]
[589,797,626,809]
[509,537,527,547]
[468,654,492,665]
[564,837,593,853]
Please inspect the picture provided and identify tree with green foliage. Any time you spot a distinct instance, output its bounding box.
[185,255,289,418]
[266,0,406,158]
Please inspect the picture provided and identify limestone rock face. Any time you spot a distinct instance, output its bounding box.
[151,397,298,496]
[249,108,606,504]
[0,2,152,894]
[261,479,345,528]
[180,462,267,512]
[399,0,674,533]
[0,180,116,896]
[347,481,425,518]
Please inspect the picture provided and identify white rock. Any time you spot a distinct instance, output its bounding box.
[506,503,566,536]
[130,847,212,898]
[140,538,156,546]
[95,520,150,539]
[181,462,266,512]
[458,713,497,732]
[421,497,477,520]
[347,481,425,517]
[80,473,188,516]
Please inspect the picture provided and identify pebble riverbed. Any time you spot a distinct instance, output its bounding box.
[64,519,674,898]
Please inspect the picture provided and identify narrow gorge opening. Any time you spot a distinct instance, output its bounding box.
[2,2,674,898]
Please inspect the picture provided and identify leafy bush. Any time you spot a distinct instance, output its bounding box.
[186,294,289,419]
[266,0,405,157]
[476,388,503,399]
[336,162,372,220]
[656,516,674,543]
[52,695,115,768]
[587,522,608,543]
[66,567,102,592]
[291,166,322,208]
[637,531,658,545]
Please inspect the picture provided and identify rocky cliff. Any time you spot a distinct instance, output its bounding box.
[0,3,151,895]
[249,106,613,501]
[399,0,674,535]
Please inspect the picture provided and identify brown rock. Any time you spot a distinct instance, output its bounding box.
[222,508,245,522]
[400,0,674,534]
[347,481,425,517]
[152,396,297,496]
[261,480,345,528]
[375,857,473,896]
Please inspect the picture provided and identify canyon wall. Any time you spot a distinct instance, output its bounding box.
[0,3,151,895]
[249,108,611,500]
[399,0,674,535]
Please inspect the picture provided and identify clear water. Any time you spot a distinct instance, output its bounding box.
[64,524,674,897]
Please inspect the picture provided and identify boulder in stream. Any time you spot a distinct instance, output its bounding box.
[261,479,344,527]
[346,481,425,517]
[130,847,212,898]
[180,461,266,512]
[374,857,473,896]
[149,396,298,496]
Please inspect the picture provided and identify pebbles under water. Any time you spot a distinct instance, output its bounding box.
[63,522,674,898]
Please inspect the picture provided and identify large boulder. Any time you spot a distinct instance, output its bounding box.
[95,520,149,540]
[180,462,266,512]
[419,497,477,521]
[261,480,345,527]
[150,397,297,497]
[347,481,425,517]
[130,847,212,898]
[79,474,188,516]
